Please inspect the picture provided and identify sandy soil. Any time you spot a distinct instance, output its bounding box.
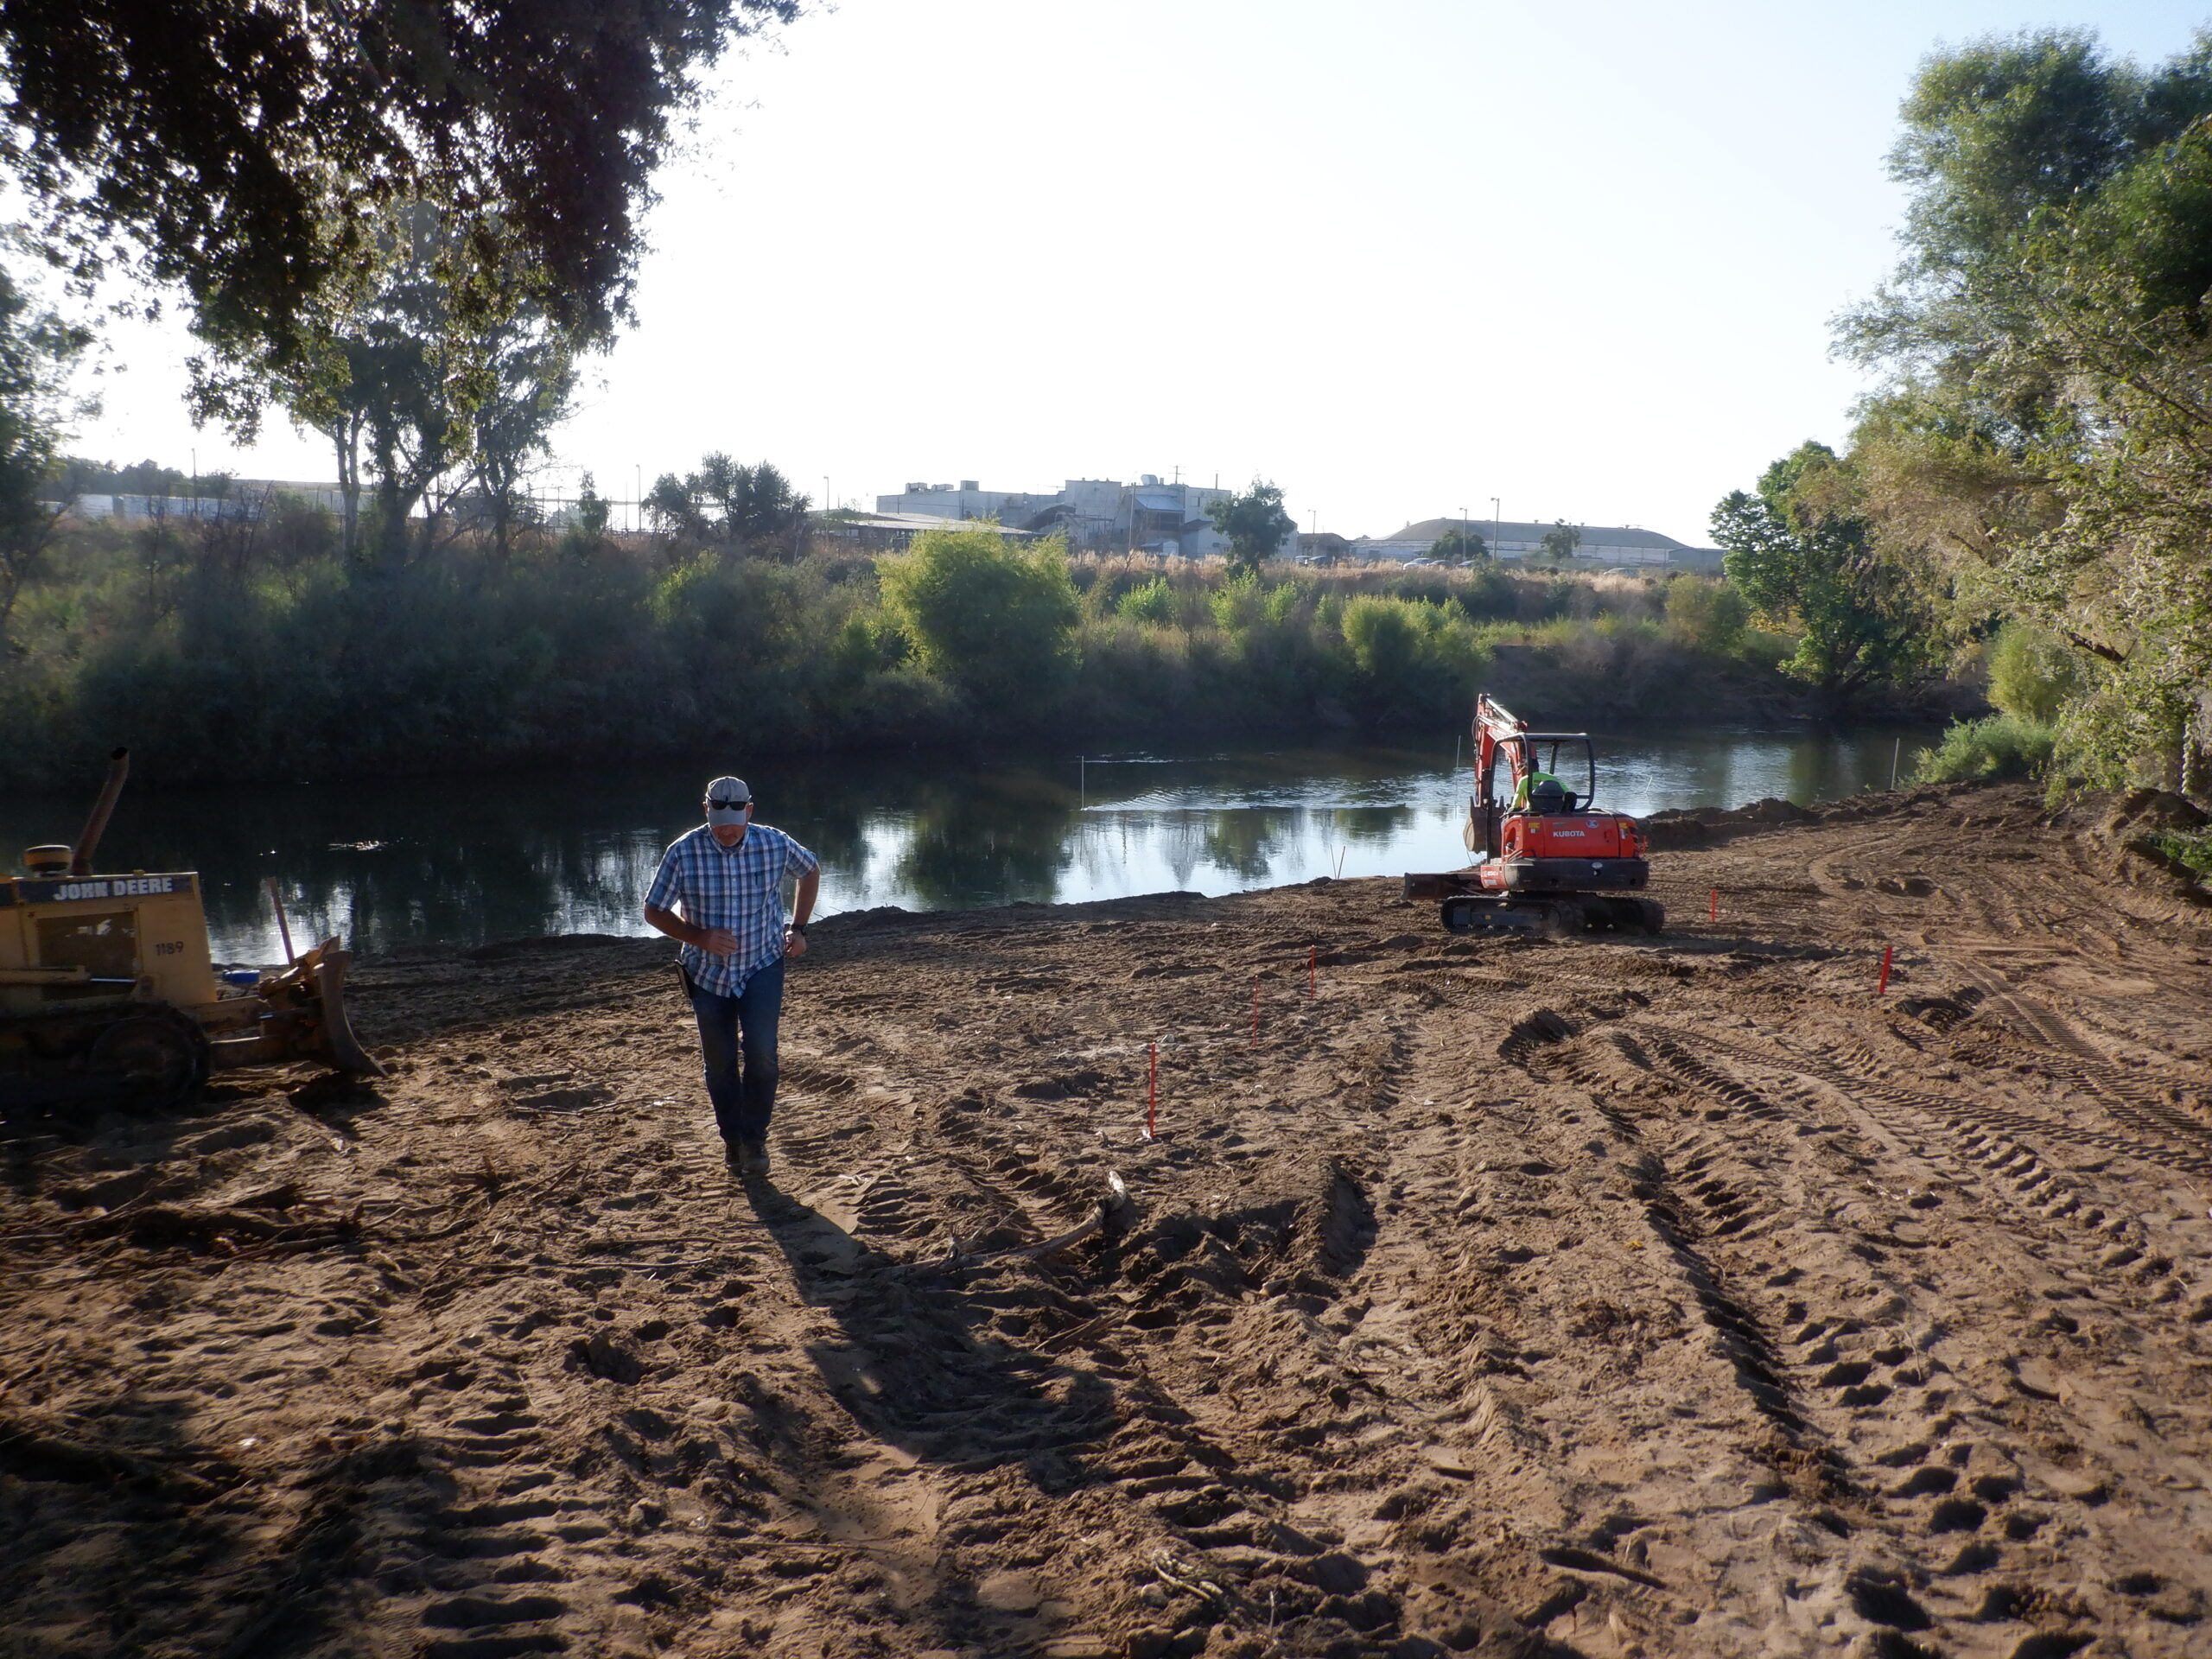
[5,782,2212,1659]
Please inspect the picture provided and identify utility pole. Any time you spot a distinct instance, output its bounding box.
[1491,497,1501,562]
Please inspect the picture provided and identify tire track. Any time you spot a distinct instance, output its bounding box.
[1643,1020,2212,1179]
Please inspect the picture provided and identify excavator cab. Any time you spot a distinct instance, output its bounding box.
[1505,734,1594,818]
[1528,778,1571,816]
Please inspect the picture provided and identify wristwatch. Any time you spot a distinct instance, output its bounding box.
[787,921,807,935]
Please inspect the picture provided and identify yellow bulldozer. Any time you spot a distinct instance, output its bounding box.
[1,749,380,1109]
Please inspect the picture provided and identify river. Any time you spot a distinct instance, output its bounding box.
[0,726,1942,963]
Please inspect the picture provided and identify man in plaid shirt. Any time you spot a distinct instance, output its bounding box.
[643,775,820,1175]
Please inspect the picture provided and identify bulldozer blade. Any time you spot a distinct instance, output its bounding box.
[309,945,383,1077]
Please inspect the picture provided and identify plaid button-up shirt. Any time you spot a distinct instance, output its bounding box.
[645,823,819,996]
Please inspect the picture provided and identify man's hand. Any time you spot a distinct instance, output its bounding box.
[702,926,740,957]
[787,868,819,959]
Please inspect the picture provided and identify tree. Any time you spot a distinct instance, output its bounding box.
[559,473,613,560]
[1537,520,1581,564]
[0,0,798,375]
[270,207,467,565]
[1839,27,2212,784]
[1206,479,1295,575]
[242,203,580,564]
[465,301,581,561]
[0,265,90,644]
[55,457,192,496]
[877,526,1077,707]
[1430,526,1488,563]
[647,455,810,558]
[1712,442,1932,712]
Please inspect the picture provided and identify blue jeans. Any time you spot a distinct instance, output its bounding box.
[683,957,785,1145]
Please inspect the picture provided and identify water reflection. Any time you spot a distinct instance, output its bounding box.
[893,773,1076,909]
[0,726,1939,962]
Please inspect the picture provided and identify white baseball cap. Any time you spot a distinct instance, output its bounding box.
[704,776,752,825]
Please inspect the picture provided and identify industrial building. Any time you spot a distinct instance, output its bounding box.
[1361,518,1725,571]
[874,475,1295,560]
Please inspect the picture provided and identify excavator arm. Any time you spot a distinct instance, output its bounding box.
[1469,695,1531,859]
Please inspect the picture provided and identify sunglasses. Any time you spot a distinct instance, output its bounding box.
[707,799,751,810]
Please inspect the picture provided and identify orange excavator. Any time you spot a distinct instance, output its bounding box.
[1405,694,1663,938]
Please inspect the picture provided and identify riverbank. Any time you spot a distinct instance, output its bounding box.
[6,783,2206,1656]
[0,725,1955,965]
[0,535,1976,791]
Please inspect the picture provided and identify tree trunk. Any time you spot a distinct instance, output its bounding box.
[0,562,24,643]
[331,417,363,560]
[376,474,410,568]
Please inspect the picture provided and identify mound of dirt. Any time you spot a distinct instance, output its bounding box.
[3,781,2210,1657]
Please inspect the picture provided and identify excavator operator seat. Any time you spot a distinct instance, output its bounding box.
[1529,779,1569,816]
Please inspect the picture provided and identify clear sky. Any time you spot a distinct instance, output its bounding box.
[65,0,2212,547]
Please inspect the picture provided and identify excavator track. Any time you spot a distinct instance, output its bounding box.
[1441,893,1663,938]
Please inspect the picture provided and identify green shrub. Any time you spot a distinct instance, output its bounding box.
[1911,713,2056,783]
[1208,572,1262,632]
[2149,828,2212,881]
[1985,620,2088,724]
[1116,575,1176,626]
[0,527,1827,787]
[877,527,1078,708]
[1453,564,1517,620]
[1662,575,1750,654]
[1339,595,1488,720]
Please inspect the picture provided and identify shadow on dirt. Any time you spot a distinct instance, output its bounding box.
[0,1386,313,1656]
[745,1175,1117,1490]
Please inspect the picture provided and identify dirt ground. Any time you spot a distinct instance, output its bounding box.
[5,781,2212,1659]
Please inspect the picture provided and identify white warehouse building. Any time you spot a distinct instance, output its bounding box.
[1361,518,1725,572]
[874,475,1296,560]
